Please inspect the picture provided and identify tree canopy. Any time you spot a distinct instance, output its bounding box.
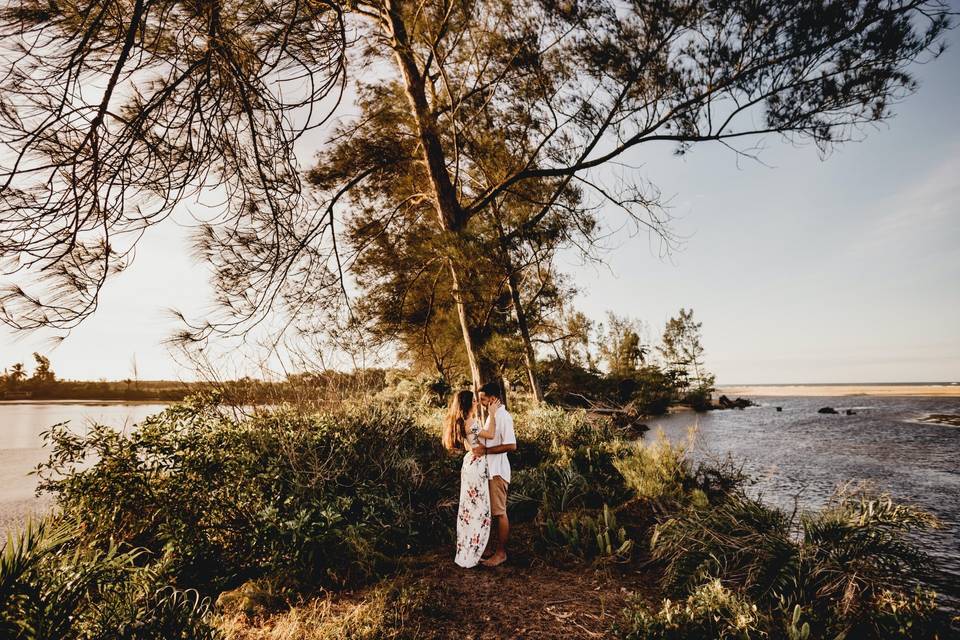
[0,0,952,387]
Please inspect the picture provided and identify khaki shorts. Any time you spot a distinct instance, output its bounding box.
[489,476,508,517]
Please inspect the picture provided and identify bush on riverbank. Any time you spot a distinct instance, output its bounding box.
[36,395,458,592]
[538,358,677,414]
[632,488,950,639]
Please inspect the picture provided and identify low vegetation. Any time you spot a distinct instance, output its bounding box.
[1,394,955,638]
[637,491,948,639]
[0,518,218,639]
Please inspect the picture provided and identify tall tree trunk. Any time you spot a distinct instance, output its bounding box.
[447,259,483,390]
[505,270,543,404]
[491,203,543,405]
[383,1,484,390]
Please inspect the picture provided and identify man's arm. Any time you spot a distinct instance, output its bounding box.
[472,442,516,455]
[476,402,498,439]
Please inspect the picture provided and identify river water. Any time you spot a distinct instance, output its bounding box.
[0,401,169,533]
[647,394,960,612]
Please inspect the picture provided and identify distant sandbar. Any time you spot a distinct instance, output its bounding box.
[717,384,960,397]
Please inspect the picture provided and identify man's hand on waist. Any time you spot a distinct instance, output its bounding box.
[473,443,517,456]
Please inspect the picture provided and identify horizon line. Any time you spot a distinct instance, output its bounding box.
[716,381,960,387]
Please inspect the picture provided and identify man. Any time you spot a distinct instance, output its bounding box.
[472,381,516,567]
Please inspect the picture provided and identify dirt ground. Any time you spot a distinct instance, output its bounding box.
[400,548,661,639]
[221,518,666,639]
[222,540,663,640]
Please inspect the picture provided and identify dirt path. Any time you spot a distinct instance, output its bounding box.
[401,550,661,639]
[220,524,664,639]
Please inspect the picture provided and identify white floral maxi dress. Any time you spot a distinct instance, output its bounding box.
[455,418,491,567]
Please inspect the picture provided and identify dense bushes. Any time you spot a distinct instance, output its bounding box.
[615,579,763,640]
[509,407,712,568]
[508,406,642,523]
[636,490,951,639]
[0,518,218,639]
[538,359,676,414]
[35,396,459,592]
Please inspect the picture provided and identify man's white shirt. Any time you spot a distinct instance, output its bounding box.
[483,404,516,483]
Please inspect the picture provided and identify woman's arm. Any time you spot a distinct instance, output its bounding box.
[476,406,497,439]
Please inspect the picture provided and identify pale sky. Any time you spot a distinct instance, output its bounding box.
[2,26,958,384]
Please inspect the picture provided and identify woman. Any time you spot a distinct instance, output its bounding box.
[443,390,497,568]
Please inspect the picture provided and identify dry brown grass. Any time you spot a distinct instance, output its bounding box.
[216,577,436,640]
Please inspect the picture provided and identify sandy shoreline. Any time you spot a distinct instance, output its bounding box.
[717,384,960,397]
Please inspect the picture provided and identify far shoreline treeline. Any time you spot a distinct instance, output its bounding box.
[0,358,393,404]
[2,308,720,413]
[0,309,714,418]
[1,378,203,402]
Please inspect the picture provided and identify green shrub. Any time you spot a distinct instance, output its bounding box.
[539,359,675,415]
[521,405,619,453]
[512,409,703,566]
[0,517,218,640]
[613,434,692,506]
[691,453,753,503]
[797,492,946,638]
[509,408,705,564]
[509,407,635,520]
[511,443,634,519]
[36,397,459,591]
[651,492,798,601]
[539,359,608,408]
[510,462,589,519]
[682,385,714,412]
[649,487,952,639]
[540,504,633,562]
[612,366,676,414]
[614,579,764,639]
[372,371,451,408]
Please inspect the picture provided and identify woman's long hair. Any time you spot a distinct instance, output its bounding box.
[442,390,474,451]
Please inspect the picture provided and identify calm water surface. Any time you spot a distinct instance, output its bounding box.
[647,395,960,611]
[0,401,168,532]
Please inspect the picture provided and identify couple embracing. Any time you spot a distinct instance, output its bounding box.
[442,382,516,568]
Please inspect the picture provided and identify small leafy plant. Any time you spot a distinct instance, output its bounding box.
[540,504,634,562]
[614,579,763,640]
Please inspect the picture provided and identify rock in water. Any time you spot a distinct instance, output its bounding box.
[718,395,757,410]
[776,407,783,412]
[818,407,839,414]
[845,409,857,415]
